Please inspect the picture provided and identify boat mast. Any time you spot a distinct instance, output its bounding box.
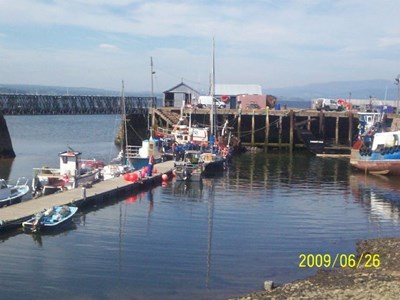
[210,37,216,140]
[122,80,128,153]
[148,57,156,136]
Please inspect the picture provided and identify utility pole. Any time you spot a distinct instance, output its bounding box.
[150,56,155,108]
[395,74,400,114]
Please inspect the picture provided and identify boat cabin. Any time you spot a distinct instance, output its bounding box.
[172,125,209,145]
[59,150,81,176]
[372,131,400,151]
[138,138,162,160]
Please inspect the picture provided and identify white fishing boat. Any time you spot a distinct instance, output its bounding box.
[32,150,101,197]
[126,137,163,170]
[0,177,29,208]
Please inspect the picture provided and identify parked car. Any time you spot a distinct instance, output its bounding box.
[197,96,226,109]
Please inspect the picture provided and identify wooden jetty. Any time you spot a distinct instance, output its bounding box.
[0,161,175,233]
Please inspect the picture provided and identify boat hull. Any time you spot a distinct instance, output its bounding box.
[350,149,400,175]
[0,178,30,208]
[22,206,78,233]
[202,159,226,176]
[128,157,162,170]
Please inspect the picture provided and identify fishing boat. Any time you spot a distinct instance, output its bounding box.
[22,205,78,233]
[350,111,400,175]
[0,177,29,208]
[350,130,400,175]
[174,149,225,181]
[32,150,101,197]
[174,150,203,181]
[200,151,225,175]
[126,137,163,170]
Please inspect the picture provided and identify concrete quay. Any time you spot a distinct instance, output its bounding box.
[0,160,175,233]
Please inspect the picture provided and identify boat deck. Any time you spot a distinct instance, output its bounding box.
[0,161,174,232]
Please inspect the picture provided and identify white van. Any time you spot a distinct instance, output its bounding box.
[197,96,226,109]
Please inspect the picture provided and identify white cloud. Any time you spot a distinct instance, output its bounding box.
[99,44,119,51]
[0,0,399,91]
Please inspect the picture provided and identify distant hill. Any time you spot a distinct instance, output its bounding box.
[265,79,399,102]
[2,80,399,102]
[0,83,157,97]
[0,84,121,96]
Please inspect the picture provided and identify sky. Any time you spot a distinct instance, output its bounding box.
[0,0,399,94]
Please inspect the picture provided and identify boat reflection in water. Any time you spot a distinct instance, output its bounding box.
[350,173,400,223]
[27,222,78,247]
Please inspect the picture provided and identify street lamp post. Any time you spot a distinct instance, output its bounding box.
[395,74,400,114]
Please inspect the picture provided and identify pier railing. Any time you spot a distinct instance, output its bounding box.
[125,146,140,158]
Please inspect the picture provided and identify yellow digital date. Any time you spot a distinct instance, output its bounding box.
[298,253,380,269]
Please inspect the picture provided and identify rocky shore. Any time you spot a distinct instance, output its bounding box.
[231,237,400,300]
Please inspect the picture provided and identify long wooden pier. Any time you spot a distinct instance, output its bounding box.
[152,107,377,151]
[0,161,174,233]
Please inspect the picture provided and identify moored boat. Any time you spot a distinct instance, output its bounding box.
[199,151,225,176]
[350,130,400,175]
[0,177,29,208]
[125,137,163,170]
[174,149,225,182]
[350,111,400,175]
[22,205,78,233]
[32,150,101,197]
[174,150,203,181]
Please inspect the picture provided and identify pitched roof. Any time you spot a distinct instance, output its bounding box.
[163,82,199,94]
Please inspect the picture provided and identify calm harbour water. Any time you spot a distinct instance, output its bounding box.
[1,114,400,300]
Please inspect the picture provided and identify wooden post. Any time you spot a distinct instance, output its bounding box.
[335,116,339,144]
[319,111,324,138]
[237,109,242,142]
[289,110,294,152]
[251,110,255,145]
[307,116,311,131]
[265,107,270,151]
[279,115,283,148]
[348,111,353,146]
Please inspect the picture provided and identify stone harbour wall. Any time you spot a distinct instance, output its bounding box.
[0,111,15,158]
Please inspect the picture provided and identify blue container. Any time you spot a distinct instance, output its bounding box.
[275,103,281,110]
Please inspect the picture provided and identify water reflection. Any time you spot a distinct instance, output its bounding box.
[350,173,400,223]
[26,222,78,247]
[172,180,204,200]
[229,152,351,195]
[2,150,400,300]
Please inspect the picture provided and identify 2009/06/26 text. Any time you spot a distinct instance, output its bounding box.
[298,253,380,269]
